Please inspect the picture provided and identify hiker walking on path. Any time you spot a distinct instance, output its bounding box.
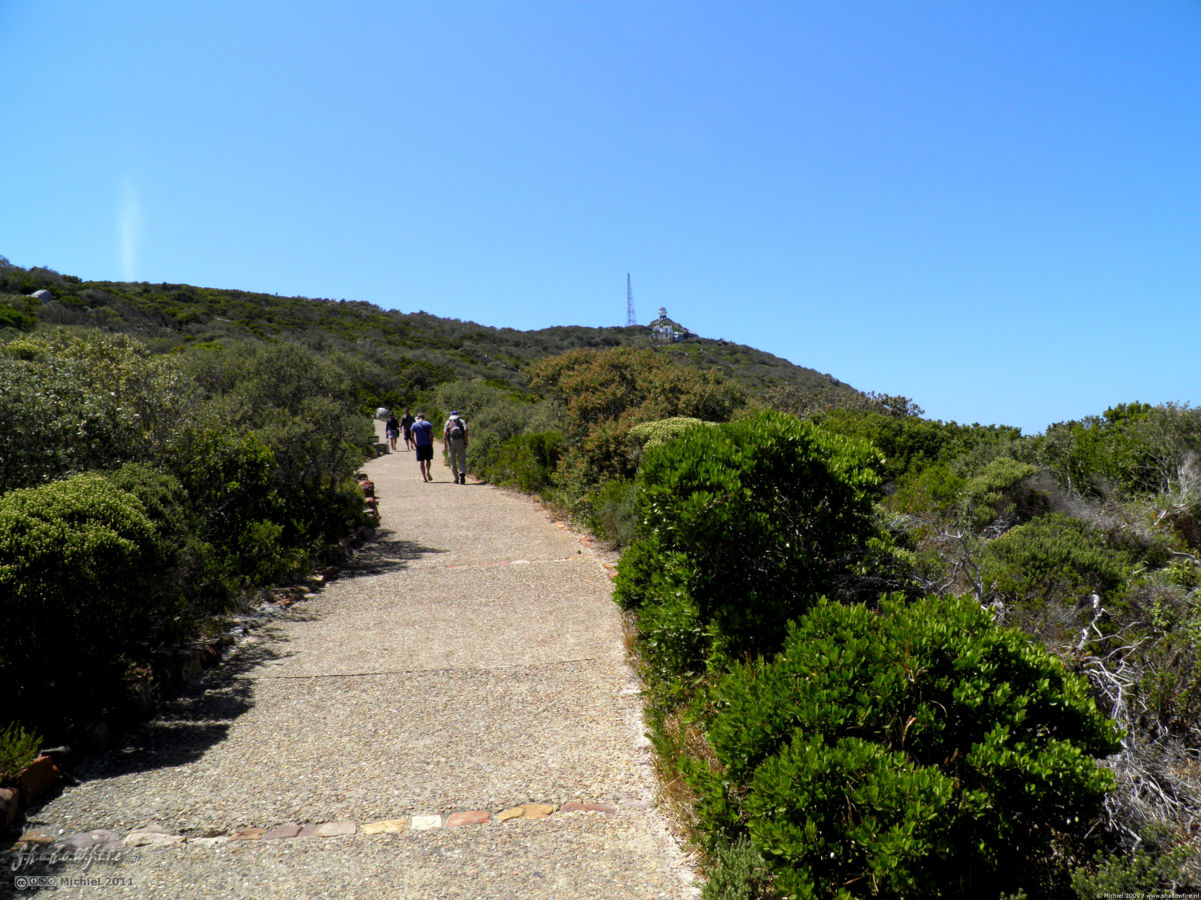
[411,412,435,482]
[443,410,469,484]
[401,408,416,450]
[385,412,400,452]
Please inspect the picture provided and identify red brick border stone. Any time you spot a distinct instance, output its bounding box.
[445,810,490,827]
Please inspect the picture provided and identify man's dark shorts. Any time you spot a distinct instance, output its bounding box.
[416,444,433,462]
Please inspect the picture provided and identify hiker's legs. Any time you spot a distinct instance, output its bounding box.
[416,444,433,481]
[448,440,466,483]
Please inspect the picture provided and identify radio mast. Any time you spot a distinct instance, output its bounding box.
[626,274,637,327]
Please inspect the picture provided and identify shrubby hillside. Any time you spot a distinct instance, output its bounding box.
[639,403,1201,897]
[2,257,1198,895]
[0,258,856,409]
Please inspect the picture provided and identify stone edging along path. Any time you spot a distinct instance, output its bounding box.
[12,798,651,854]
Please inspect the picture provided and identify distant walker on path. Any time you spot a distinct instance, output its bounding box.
[411,413,435,482]
[443,410,469,484]
[385,412,400,452]
[401,408,416,450]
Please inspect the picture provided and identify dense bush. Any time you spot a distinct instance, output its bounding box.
[0,331,190,492]
[103,461,206,610]
[693,596,1121,899]
[700,836,775,900]
[173,341,375,565]
[585,477,640,546]
[615,410,883,676]
[170,427,285,583]
[0,722,42,783]
[479,431,563,493]
[0,473,182,729]
[982,513,1129,610]
[528,346,745,486]
[627,416,711,458]
[884,461,967,530]
[811,409,1021,484]
[1071,832,1196,897]
[0,295,37,330]
[958,457,1045,529]
[0,331,377,741]
[885,457,1045,536]
[1038,403,1201,499]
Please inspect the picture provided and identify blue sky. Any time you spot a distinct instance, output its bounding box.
[3,1,1198,434]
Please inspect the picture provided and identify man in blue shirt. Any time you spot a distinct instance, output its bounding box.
[410,413,435,482]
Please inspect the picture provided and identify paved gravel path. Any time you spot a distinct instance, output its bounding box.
[7,427,696,899]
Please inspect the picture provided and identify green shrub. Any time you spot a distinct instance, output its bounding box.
[1164,557,1200,590]
[0,473,169,728]
[170,427,281,586]
[960,457,1044,529]
[100,461,224,627]
[627,416,711,458]
[527,346,745,488]
[0,722,42,783]
[636,577,708,700]
[586,477,639,545]
[701,835,775,900]
[0,330,185,493]
[182,342,377,548]
[1038,403,1201,498]
[0,296,36,330]
[887,462,967,523]
[812,410,1021,484]
[481,431,563,493]
[615,410,882,670]
[886,457,1045,535]
[104,462,191,558]
[809,409,955,482]
[237,519,306,584]
[982,513,1128,608]
[693,595,1121,899]
[1071,836,1195,898]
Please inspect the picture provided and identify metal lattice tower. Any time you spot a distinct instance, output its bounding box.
[626,273,637,327]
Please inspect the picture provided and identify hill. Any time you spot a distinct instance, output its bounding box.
[0,259,859,404]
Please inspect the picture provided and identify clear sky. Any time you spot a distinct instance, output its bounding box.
[3,1,1198,434]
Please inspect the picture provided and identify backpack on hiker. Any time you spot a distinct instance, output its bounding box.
[448,416,465,441]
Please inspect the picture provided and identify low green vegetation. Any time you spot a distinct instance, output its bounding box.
[697,596,1119,897]
[0,723,41,783]
[613,410,1143,897]
[1,257,1198,893]
[615,411,882,685]
[0,323,375,749]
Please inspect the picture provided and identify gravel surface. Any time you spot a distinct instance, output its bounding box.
[9,427,697,899]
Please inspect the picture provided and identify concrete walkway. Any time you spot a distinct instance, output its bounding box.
[8,427,696,899]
